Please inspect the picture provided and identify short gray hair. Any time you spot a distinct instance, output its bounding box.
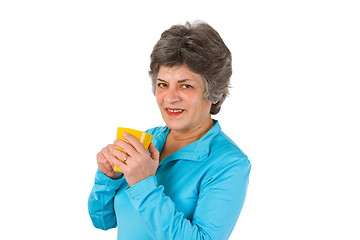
[149,21,232,115]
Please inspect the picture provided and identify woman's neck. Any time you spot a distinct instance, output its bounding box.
[168,117,214,145]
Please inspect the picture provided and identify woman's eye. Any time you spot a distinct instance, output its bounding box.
[181,84,192,89]
[157,83,167,88]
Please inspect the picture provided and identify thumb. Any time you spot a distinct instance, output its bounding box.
[149,143,159,162]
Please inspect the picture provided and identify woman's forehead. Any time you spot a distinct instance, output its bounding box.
[157,65,202,82]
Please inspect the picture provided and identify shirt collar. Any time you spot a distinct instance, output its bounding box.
[152,120,222,163]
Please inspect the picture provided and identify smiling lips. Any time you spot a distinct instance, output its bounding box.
[165,108,184,117]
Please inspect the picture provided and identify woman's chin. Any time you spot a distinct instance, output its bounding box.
[165,121,184,131]
[163,118,188,132]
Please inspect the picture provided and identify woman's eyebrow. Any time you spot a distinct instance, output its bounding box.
[156,78,191,83]
[157,78,167,82]
[178,79,191,83]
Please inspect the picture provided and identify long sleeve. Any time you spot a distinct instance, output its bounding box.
[88,169,124,230]
[125,157,251,240]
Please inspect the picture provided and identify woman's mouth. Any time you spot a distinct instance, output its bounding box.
[165,108,184,117]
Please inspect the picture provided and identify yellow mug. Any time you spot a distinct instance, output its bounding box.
[114,127,154,172]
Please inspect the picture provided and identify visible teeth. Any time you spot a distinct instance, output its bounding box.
[168,109,183,113]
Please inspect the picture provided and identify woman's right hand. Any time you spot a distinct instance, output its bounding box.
[96,143,123,180]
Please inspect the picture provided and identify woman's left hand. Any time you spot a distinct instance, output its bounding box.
[110,132,160,187]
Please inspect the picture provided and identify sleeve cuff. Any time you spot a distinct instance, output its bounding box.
[95,169,124,190]
[125,175,158,200]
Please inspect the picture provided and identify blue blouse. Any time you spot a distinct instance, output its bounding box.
[88,120,251,240]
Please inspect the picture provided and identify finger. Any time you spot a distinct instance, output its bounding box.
[101,147,112,161]
[105,143,129,162]
[96,151,104,163]
[105,144,115,150]
[108,144,126,160]
[116,151,129,163]
[102,147,124,167]
[97,151,106,161]
[122,133,147,154]
[97,151,115,171]
[105,148,126,167]
[102,157,114,169]
[113,139,138,157]
[149,143,159,161]
[103,144,116,158]
[108,153,127,172]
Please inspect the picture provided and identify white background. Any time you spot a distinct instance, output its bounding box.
[1,0,359,239]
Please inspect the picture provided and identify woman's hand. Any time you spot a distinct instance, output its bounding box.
[96,144,124,180]
[109,132,160,187]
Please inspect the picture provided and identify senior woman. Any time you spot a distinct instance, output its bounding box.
[88,21,251,240]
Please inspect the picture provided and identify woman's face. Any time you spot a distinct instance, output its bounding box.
[155,65,213,133]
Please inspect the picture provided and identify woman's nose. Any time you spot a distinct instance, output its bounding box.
[164,88,180,104]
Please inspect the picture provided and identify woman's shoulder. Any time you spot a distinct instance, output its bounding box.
[200,130,251,189]
[202,131,251,182]
[209,130,250,167]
